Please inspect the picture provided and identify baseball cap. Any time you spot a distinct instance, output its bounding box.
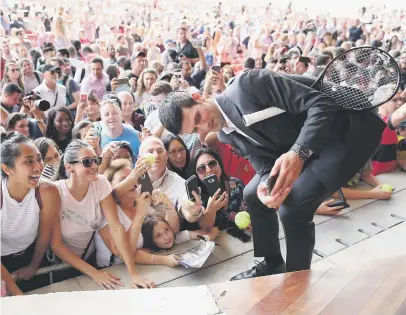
[42,64,59,73]
[131,51,146,62]
[399,121,406,129]
[165,39,175,45]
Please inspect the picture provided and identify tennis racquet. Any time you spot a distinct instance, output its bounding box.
[311,47,401,110]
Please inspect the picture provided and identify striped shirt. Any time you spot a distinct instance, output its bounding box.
[1,179,40,255]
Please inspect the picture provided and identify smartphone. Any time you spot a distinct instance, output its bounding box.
[138,172,154,194]
[173,69,182,79]
[80,93,88,102]
[211,65,221,72]
[327,189,350,210]
[202,174,221,197]
[266,174,278,195]
[227,227,251,243]
[186,175,199,201]
[115,78,129,85]
[92,122,103,137]
[115,77,131,93]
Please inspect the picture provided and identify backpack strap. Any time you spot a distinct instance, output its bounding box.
[80,68,85,83]
[34,71,41,84]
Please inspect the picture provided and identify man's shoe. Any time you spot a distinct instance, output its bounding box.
[230,260,286,281]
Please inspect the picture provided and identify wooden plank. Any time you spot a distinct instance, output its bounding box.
[209,273,292,315]
[246,264,333,315]
[359,256,406,315]
[318,256,402,315]
[280,261,367,315]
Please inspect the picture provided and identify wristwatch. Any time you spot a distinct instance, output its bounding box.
[290,144,312,161]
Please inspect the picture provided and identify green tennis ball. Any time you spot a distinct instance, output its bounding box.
[143,153,156,166]
[381,184,393,192]
[235,211,251,229]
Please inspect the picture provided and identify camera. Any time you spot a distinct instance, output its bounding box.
[24,91,51,111]
[168,49,185,63]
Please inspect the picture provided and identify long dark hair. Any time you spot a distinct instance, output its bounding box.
[1,132,33,178]
[45,107,74,150]
[190,148,229,199]
[162,134,190,179]
[141,212,168,250]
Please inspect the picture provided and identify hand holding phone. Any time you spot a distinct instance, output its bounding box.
[138,172,154,194]
[80,93,88,102]
[186,175,200,201]
[202,174,221,197]
[266,174,278,195]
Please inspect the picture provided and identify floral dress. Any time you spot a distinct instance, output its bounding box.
[202,177,248,229]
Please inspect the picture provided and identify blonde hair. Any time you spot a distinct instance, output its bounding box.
[136,68,157,97]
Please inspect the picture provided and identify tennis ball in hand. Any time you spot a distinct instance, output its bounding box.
[143,153,155,166]
[235,211,251,229]
[381,184,393,192]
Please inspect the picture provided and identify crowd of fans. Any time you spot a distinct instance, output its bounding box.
[1,0,406,296]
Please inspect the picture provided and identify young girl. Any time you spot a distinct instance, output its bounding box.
[50,140,155,289]
[142,213,219,251]
[1,132,59,292]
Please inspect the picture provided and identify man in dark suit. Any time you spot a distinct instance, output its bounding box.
[158,69,386,280]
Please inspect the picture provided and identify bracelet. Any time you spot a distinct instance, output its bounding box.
[151,255,156,265]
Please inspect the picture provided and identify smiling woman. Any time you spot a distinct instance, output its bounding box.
[45,107,74,153]
[1,132,60,293]
[49,139,155,289]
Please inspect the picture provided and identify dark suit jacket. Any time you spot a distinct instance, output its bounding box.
[214,69,386,190]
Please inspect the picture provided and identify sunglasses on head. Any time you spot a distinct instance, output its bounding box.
[196,159,218,175]
[70,157,103,168]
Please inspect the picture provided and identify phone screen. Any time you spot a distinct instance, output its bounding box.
[211,65,221,72]
[80,93,88,102]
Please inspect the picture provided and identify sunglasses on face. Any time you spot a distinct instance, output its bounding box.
[70,157,103,168]
[196,159,218,175]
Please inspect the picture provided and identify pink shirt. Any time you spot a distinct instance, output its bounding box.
[80,73,109,100]
[56,175,112,257]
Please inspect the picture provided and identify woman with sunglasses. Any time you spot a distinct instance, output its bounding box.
[46,107,74,153]
[1,132,60,292]
[162,135,190,180]
[50,140,155,289]
[191,149,248,231]
[1,62,25,95]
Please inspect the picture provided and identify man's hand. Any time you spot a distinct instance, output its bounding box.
[269,151,304,197]
[257,182,292,209]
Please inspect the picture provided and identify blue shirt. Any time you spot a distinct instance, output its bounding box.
[100,124,141,157]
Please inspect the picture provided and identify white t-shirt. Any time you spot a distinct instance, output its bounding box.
[55,175,112,258]
[95,206,144,267]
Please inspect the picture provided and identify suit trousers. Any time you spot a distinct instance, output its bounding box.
[244,161,334,273]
